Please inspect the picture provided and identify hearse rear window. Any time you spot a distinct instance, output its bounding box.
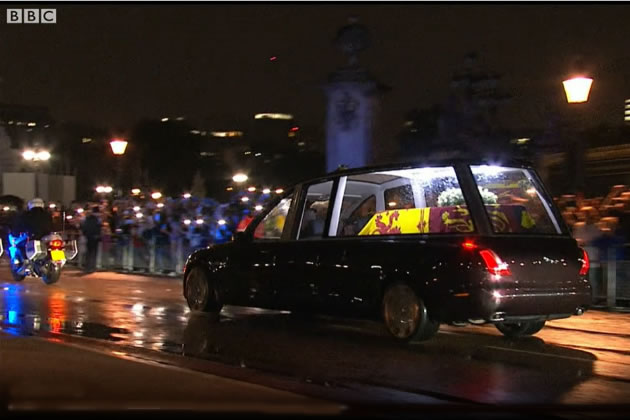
[336,166,474,236]
[470,165,562,235]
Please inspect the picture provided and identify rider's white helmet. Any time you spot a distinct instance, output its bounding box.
[27,198,45,210]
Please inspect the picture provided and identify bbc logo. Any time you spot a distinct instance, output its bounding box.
[7,9,57,24]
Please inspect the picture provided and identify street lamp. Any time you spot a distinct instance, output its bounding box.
[23,149,51,197]
[96,185,113,194]
[232,173,248,183]
[109,139,128,155]
[22,149,51,162]
[562,73,593,196]
[110,138,128,197]
[562,76,593,104]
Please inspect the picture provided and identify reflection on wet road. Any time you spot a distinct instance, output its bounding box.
[2,267,630,406]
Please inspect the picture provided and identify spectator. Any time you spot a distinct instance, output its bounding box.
[80,206,102,273]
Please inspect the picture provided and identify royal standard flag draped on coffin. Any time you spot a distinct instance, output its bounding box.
[358,205,535,236]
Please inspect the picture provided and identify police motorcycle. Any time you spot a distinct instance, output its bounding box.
[8,232,78,285]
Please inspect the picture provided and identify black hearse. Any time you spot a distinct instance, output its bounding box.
[183,160,591,342]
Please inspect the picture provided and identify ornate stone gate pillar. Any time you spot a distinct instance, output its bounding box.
[325,18,387,172]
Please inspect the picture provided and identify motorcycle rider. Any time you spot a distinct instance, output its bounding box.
[9,198,54,266]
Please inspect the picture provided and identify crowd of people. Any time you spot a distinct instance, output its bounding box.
[44,191,268,274]
[556,185,630,262]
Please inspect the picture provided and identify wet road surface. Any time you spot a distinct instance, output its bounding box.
[2,266,630,411]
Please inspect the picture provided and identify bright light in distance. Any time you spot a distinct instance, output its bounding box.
[226,187,234,191]
[76,208,84,214]
[36,151,51,161]
[2,206,10,211]
[183,193,192,199]
[151,192,162,199]
[563,77,593,104]
[66,215,73,220]
[157,203,165,208]
[131,188,141,195]
[183,219,191,225]
[103,186,113,193]
[136,212,143,219]
[95,186,105,193]
[196,219,204,225]
[210,131,243,138]
[232,173,248,183]
[388,201,397,207]
[526,188,537,196]
[241,196,249,202]
[275,188,284,194]
[218,219,226,225]
[49,203,56,209]
[22,150,35,160]
[262,188,271,194]
[255,205,263,211]
[133,206,141,212]
[254,113,293,120]
[109,139,128,155]
[247,186,256,192]
[161,117,169,122]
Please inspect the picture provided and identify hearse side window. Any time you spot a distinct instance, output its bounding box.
[254,194,294,240]
[336,166,474,236]
[470,165,562,234]
[337,195,376,236]
[384,185,414,209]
[298,181,334,240]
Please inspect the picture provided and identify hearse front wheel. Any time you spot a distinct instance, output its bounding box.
[185,266,222,317]
[495,320,546,338]
[382,283,439,342]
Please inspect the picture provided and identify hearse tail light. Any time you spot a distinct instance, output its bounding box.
[50,239,64,249]
[479,249,512,276]
[579,248,590,276]
[462,241,478,250]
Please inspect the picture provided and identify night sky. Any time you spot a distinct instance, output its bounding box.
[1,4,629,153]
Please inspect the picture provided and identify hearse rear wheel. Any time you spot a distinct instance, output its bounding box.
[185,266,222,318]
[382,283,439,342]
[495,320,546,338]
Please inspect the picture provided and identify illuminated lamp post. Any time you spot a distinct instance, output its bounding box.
[110,138,128,197]
[232,173,248,183]
[562,77,593,104]
[562,74,593,197]
[22,149,51,197]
